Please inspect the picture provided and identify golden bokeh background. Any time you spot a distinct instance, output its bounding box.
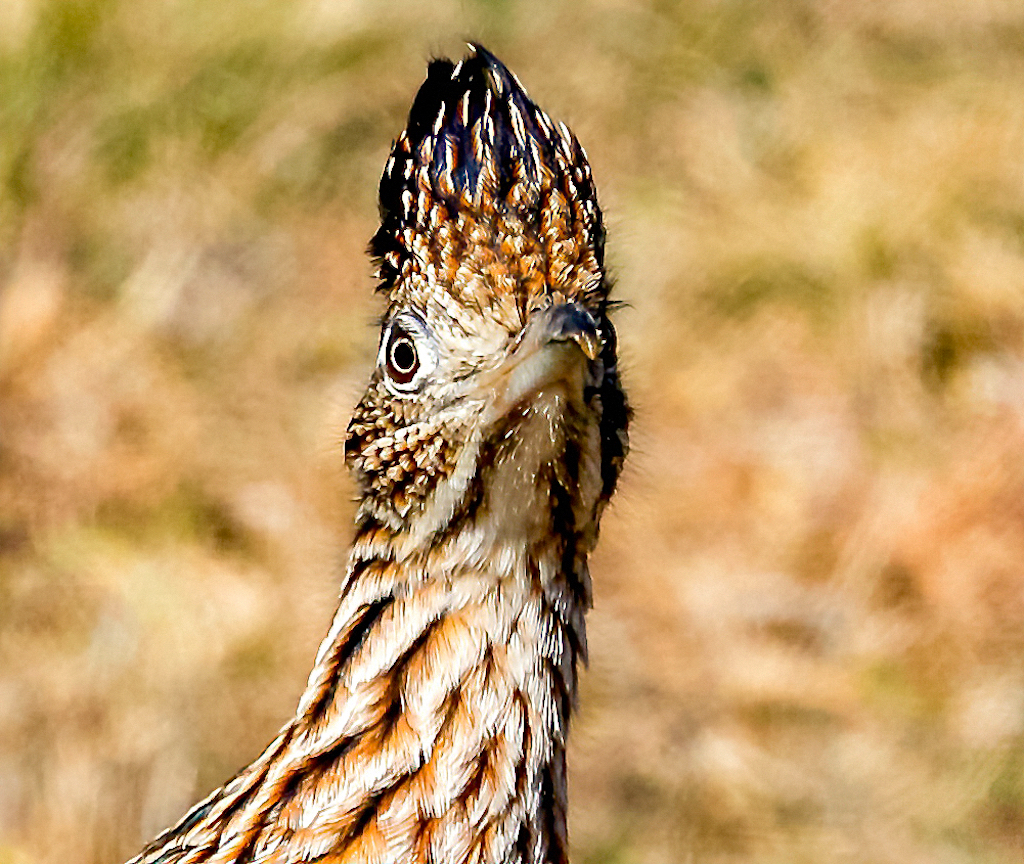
[3,1,1024,862]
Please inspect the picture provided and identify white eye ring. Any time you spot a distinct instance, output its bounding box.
[377,312,437,395]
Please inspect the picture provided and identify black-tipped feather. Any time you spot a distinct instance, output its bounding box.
[370,45,605,290]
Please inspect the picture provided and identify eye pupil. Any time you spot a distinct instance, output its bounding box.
[385,326,421,387]
[391,339,416,373]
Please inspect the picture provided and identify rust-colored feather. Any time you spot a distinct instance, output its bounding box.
[128,45,628,864]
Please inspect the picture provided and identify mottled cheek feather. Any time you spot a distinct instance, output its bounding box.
[346,385,463,515]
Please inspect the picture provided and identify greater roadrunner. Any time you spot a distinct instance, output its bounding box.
[129,45,628,864]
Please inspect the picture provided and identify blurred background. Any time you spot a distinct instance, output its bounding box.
[2,1,1024,862]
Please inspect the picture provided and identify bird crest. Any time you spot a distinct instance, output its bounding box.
[370,45,607,331]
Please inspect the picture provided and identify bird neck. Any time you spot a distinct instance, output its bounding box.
[281,513,588,863]
[131,519,587,864]
[133,403,601,864]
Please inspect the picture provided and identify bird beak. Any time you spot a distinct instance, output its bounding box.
[543,303,602,361]
[466,302,603,419]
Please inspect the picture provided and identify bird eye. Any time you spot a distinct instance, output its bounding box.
[387,330,419,384]
[378,313,436,394]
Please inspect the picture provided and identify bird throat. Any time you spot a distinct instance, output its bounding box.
[275,392,595,864]
[130,443,590,864]
[216,446,591,864]
[289,527,584,864]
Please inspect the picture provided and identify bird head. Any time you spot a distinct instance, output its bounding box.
[346,46,627,546]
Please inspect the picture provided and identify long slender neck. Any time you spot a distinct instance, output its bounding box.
[294,513,586,864]
[133,490,590,864]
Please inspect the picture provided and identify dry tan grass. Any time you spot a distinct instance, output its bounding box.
[2,2,1024,862]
